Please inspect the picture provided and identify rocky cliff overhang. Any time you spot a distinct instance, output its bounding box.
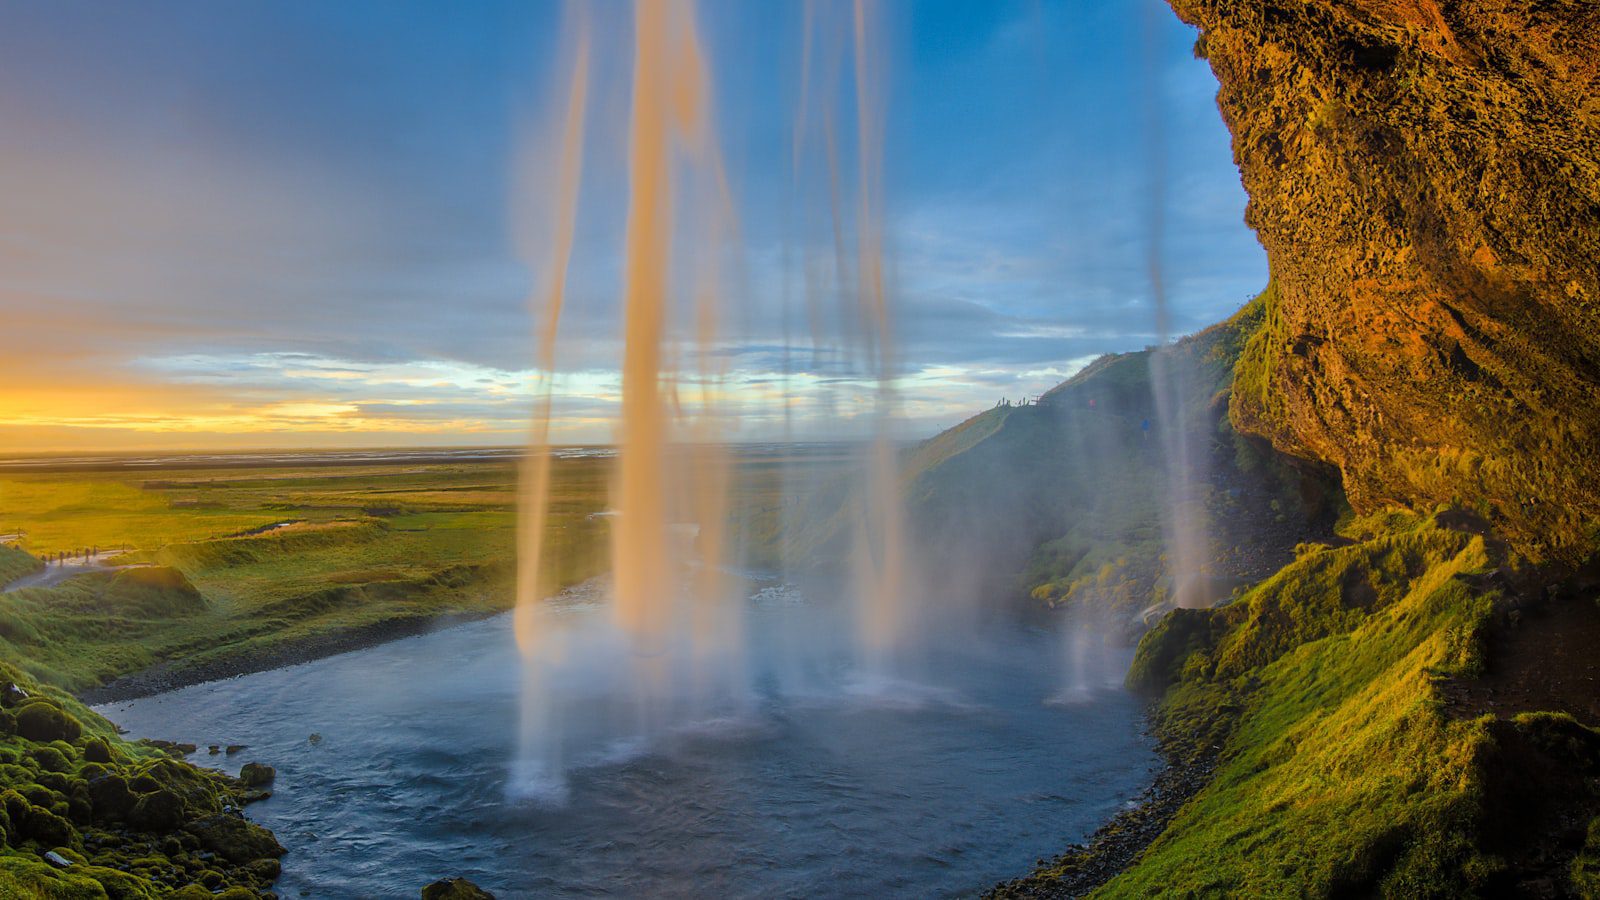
[1172,0,1600,563]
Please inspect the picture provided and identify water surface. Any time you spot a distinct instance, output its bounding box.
[98,593,1155,898]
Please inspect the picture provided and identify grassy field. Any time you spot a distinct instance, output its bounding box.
[0,457,589,691]
[0,449,843,693]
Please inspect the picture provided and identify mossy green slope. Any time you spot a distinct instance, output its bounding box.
[0,661,281,898]
[1095,511,1600,897]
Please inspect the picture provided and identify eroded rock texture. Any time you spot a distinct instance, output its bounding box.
[1172,0,1600,562]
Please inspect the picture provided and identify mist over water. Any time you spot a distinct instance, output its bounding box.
[97,595,1154,896]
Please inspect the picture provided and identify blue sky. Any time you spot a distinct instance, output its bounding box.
[0,0,1265,449]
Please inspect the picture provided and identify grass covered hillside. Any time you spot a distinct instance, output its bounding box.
[998,508,1600,896]
[999,0,1600,892]
[0,450,831,696]
[832,291,1343,628]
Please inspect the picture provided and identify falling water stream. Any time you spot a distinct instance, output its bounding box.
[511,0,920,798]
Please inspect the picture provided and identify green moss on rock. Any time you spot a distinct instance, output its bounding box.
[0,662,283,896]
[15,703,83,744]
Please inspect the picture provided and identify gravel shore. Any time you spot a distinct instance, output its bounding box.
[986,721,1217,899]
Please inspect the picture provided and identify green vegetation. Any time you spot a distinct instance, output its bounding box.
[0,452,819,694]
[0,459,608,692]
[0,661,282,898]
[1089,511,1600,896]
[0,477,283,556]
[1573,816,1600,896]
[990,281,1600,896]
[1228,279,1288,440]
[0,547,42,589]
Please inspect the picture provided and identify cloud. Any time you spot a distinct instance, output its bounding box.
[0,0,1264,451]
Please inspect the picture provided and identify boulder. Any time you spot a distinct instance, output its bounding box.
[237,763,275,787]
[27,745,71,773]
[14,701,83,742]
[129,789,187,832]
[422,877,497,900]
[23,804,74,847]
[184,813,285,865]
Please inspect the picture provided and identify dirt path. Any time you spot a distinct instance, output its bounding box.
[3,552,136,593]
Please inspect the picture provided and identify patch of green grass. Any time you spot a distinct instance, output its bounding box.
[0,547,42,587]
[0,477,280,555]
[1229,281,1286,437]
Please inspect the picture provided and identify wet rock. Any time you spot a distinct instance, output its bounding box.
[208,745,221,755]
[185,813,286,864]
[422,876,497,899]
[245,857,281,881]
[225,744,246,755]
[238,762,275,787]
[42,849,74,869]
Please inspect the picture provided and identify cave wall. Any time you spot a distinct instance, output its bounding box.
[1170,0,1600,562]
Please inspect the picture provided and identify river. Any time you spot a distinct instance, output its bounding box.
[96,585,1155,898]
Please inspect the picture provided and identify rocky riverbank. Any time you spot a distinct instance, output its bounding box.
[0,662,284,897]
[987,723,1218,899]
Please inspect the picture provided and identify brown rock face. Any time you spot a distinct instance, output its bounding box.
[1171,0,1600,561]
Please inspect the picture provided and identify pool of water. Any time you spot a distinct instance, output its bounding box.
[97,589,1155,898]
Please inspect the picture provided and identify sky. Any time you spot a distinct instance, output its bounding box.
[0,0,1266,452]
